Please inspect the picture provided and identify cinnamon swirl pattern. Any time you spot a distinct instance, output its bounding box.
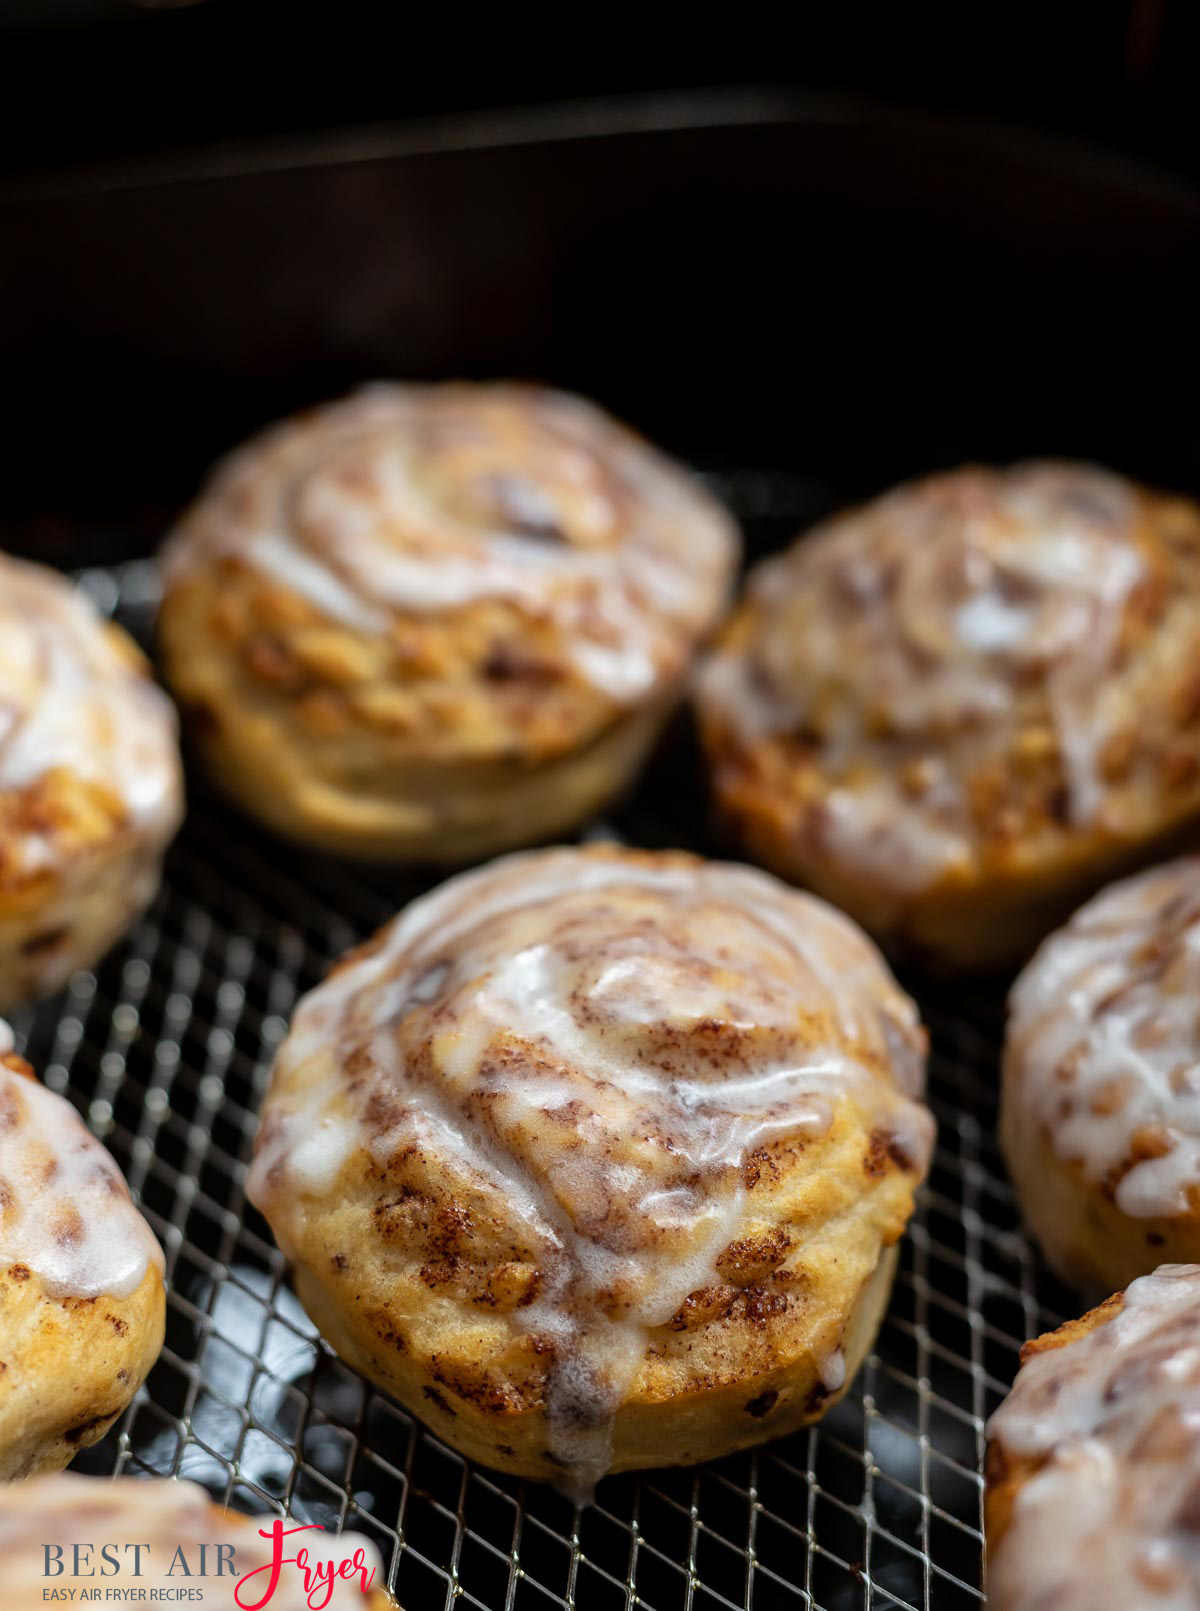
[0,1474,390,1608]
[160,384,738,861]
[1003,855,1200,1289]
[696,462,1200,966]
[0,553,183,1009]
[0,1026,164,1477]
[247,845,934,1490]
[986,1264,1200,1611]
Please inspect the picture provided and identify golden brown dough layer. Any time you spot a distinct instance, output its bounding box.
[247,844,934,1489]
[696,462,1200,967]
[0,554,183,1009]
[0,1038,164,1478]
[160,384,738,861]
[986,1265,1200,1611]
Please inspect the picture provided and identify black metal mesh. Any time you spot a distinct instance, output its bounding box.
[7,493,1080,1610]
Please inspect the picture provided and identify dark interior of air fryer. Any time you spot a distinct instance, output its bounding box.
[4,99,1200,1610]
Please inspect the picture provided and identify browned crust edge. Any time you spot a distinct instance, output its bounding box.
[984,1290,1126,1558]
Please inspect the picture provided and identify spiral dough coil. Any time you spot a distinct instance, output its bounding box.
[160,384,738,861]
[696,462,1200,966]
[248,844,934,1489]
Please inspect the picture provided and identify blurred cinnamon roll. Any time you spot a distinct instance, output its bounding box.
[159,384,738,861]
[0,555,183,1009]
[986,1264,1200,1611]
[0,1028,164,1478]
[1003,855,1200,1290]
[696,462,1200,967]
[0,1473,390,1607]
[247,844,934,1489]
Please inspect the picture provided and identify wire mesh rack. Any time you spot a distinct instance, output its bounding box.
[7,484,1082,1611]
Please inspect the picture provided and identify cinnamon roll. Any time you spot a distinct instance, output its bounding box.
[986,1264,1200,1611]
[695,462,1200,968]
[0,1026,164,1478]
[246,844,934,1490]
[0,1473,391,1608]
[1002,855,1200,1290]
[0,554,183,1009]
[159,384,738,862]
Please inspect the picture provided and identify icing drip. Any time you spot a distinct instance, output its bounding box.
[0,1051,163,1299]
[1007,856,1200,1220]
[164,384,737,705]
[0,1475,382,1609]
[247,847,933,1492]
[0,555,180,861]
[698,462,1147,889]
[987,1265,1200,1611]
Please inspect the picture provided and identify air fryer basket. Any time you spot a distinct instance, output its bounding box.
[4,94,1200,1610]
[6,534,1051,1611]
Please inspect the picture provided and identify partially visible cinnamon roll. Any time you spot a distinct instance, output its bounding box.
[986,1264,1200,1611]
[1003,855,1200,1290]
[247,844,934,1490]
[0,1473,391,1607]
[0,1028,164,1478]
[159,384,738,861]
[695,462,1200,967]
[0,554,183,1009]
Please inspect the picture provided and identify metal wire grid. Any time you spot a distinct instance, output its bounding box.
[5,511,1080,1611]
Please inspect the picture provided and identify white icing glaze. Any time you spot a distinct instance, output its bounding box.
[0,1474,383,1609]
[0,1058,162,1299]
[247,846,933,1492]
[164,384,737,705]
[987,1264,1200,1611]
[0,555,181,865]
[697,462,1147,890]
[1007,856,1200,1220]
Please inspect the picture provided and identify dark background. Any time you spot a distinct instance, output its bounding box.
[2,0,1199,567]
[1,2,1198,185]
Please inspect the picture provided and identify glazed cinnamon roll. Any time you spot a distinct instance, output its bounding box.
[695,462,1200,967]
[0,1473,390,1607]
[159,384,738,862]
[0,1025,164,1478]
[247,844,934,1490]
[1003,855,1200,1290]
[0,554,183,1009]
[986,1264,1200,1611]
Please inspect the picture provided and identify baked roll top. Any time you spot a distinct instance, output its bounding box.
[697,462,1200,964]
[1008,855,1200,1221]
[0,553,183,1007]
[0,1028,162,1299]
[0,1028,165,1478]
[248,844,933,1488]
[0,554,180,865]
[160,385,737,860]
[166,383,736,717]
